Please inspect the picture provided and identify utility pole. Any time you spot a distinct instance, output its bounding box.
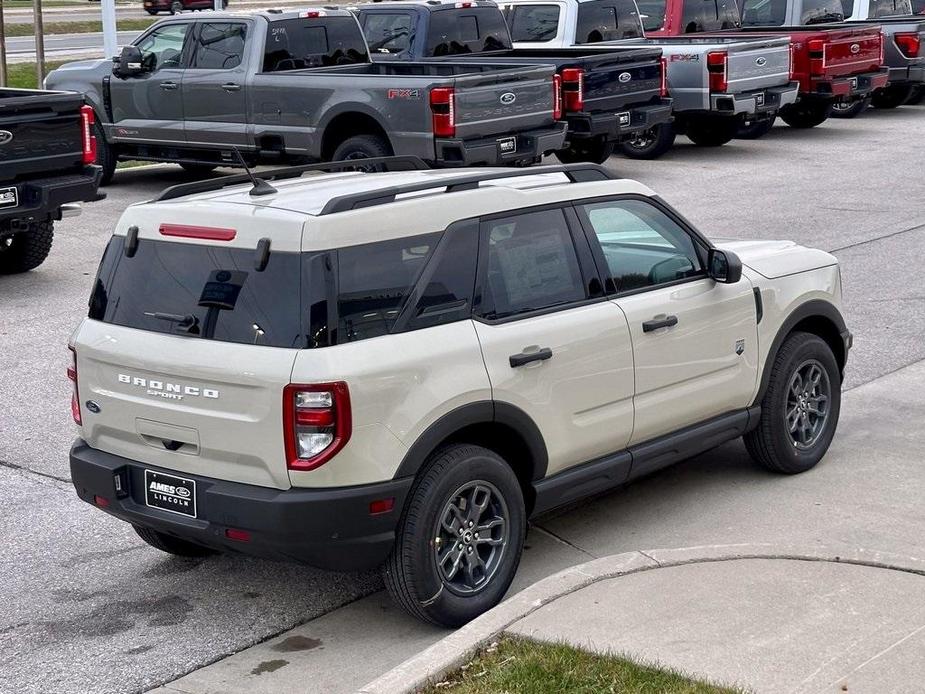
[0,0,7,87]
[101,0,117,60]
[33,0,45,87]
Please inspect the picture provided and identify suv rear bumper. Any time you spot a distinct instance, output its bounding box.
[807,68,890,99]
[0,165,103,228]
[710,82,800,117]
[564,98,673,143]
[69,439,412,571]
[433,122,568,167]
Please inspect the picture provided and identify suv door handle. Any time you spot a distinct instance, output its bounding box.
[509,347,553,368]
[642,315,678,333]
[159,81,178,90]
[221,82,241,92]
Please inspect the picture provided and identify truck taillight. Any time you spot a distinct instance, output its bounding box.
[430,87,455,138]
[879,31,884,64]
[789,43,795,79]
[659,56,668,97]
[68,346,81,425]
[895,33,921,58]
[80,105,97,165]
[707,51,727,93]
[808,38,826,76]
[283,383,351,471]
[552,74,562,119]
[561,67,584,112]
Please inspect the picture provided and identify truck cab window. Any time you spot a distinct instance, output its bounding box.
[361,13,414,55]
[190,23,247,70]
[263,18,369,71]
[427,8,512,56]
[741,0,787,25]
[681,0,740,31]
[504,4,561,42]
[801,0,845,22]
[868,0,912,15]
[136,23,190,71]
[575,0,643,42]
[637,0,668,31]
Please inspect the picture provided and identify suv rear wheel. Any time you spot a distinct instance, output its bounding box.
[745,331,841,474]
[0,220,54,274]
[134,525,216,557]
[384,444,526,627]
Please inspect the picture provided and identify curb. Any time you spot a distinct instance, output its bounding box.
[357,543,925,694]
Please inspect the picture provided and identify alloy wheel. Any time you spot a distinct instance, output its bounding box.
[786,359,831,450]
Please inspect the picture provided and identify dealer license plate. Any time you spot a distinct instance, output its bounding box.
[497,136,517,154]
[0,186,18,209]
[144,469,197,518]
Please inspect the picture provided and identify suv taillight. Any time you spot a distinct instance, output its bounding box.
[659,56,668,97]
[561,67,584,111]
[68,346,81,425]
[283,383,351,471]
[895,32,920,58]
[430,87,455,138]
[552,74,562,119]
[707,51,727,93]
[80,105,97,165]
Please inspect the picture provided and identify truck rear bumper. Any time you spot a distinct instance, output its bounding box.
[887,64,925,86]
[0,165,103,228]
[70,439,412,571]
[710,82,800,117]
[433,122,568,167]
[809,69,890,99]
[565,99,673,143]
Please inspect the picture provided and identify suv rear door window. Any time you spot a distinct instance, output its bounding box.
[189,22,247,69]
[426,8,512,55]
[575,0,643,43]
[361,12,414,55]
[263,17,369,71]
[504,4,561,42]
[478,209,587,319]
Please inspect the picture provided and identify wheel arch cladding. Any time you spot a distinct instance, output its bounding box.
[755,299,848,406]
[320,110,393,160]
[394,401,549,513]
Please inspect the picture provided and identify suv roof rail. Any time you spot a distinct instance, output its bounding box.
[319,163,617,215]
[152,156,430,202]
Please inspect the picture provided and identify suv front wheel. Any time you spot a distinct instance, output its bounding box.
[384,444,526,627]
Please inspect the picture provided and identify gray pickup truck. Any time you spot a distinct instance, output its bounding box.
[45,9,567,183]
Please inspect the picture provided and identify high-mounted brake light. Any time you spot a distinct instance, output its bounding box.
[159,223,236,241]
[68,346,81,425]
[455,1,473,6]
[895,32,921,58]
[707,51,727,93]
[300,10,325,17]
[659,56,668,97]
[430,87,456,138]
[552,74,562,120]
[80,105,97,165]
[560,67,584,111]
[283,383,351,471]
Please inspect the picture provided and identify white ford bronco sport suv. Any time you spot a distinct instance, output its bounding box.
[69,158,851,626]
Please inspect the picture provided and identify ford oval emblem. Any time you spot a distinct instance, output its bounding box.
[85,400,101,414]
[175,487,191,498]
[755,56,767,66]
[618,71,632,83]
[0,130,12,145]
[500,92,516,105]
[850,43,860,54]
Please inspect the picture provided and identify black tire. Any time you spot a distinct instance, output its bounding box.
[555,137,615,164]
[906,85,923,106]
[618,123,676,160]
[331,134,393,170]
[134,525,216,558]
[146,8,158,14]
[736,116,776,140]
[383,444,526,627]
[684,117,737,147]
[744,331,841,475]
[871,84,913,109]
[179,162,218,176]
[94,121,117,186]
[829,97,870,119]
[0,220,54,274]
[780,101,832,128]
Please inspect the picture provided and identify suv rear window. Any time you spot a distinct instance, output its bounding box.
[504,4,561,42]
[575,0,644,43]
[263,17,369,71]
[426,7,512,55]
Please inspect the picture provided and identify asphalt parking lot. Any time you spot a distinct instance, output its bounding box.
[1,107,923,694]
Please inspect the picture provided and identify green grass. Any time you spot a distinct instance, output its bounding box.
[4,17,156,36]
[4,59,68,88]
[422,637,744,694]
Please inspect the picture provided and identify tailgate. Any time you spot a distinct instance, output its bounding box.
[820,29,883,76]
[451,64,557,138]
[561,50,663,114]
[0,89,84,179]
[726,38,792,92]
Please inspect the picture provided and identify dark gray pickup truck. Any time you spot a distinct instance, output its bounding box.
[0,89,103,273]
[357,0,673,162]
[45,9,567,183]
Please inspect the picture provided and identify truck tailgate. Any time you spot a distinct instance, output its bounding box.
[0,89,85,180]
[451,64,556,138]
[818,28,883,77]
[725,37,792,92]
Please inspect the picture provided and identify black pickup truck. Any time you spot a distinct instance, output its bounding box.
[356,0,673,162]
[0,89,103,273]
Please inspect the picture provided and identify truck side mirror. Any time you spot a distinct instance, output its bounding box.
[708,248,742,284]
[113,46,145,78]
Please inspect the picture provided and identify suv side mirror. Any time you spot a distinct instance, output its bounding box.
[708,248,742,284]
[113,46,145,78]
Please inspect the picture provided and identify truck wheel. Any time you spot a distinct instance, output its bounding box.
[871,85,913,109]
[829,98,870,119]
[555,137,614,164]
[906,86,923,106]
[684,118,737,147]
[94,121,117,186]
[618,123,675,160]
[146,8,158,13]
[179,162,218,176]
[736,116,776,140]
[134,525,216,558]
[331,134,393,171]
[0,220,54,274]
[781,101,832,128]
[383,444,526,627]
[744,331,841,475]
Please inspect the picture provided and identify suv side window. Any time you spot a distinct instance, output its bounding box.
[136,23,190,71]
[337,233,441,342]
[477,209,587,320]
[361,12,414,55]
[578,199,705,293]
[575,0,643,43]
